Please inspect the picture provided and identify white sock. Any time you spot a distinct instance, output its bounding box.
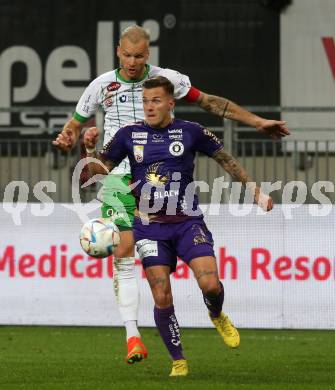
[124,320,140,340]
[113,257,140,340]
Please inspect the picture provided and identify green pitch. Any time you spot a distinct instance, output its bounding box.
[1,327,335,389]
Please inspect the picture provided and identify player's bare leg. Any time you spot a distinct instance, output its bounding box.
[145,265,188,376]
[113,230,147,364]
[189,256,240,348]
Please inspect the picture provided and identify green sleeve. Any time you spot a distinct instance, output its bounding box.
[73,112,89,123]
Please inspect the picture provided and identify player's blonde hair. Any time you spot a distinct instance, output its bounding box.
[120,25,150,44]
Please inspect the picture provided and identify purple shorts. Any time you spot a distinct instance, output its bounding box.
[133,217,215,272]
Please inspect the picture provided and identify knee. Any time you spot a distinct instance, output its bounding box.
[114,231,135,258]
[114,242,134,258]
[153,290,173,308]
[201,279,221,296]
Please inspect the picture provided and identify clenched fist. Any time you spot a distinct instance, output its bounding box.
[84,127,100,150]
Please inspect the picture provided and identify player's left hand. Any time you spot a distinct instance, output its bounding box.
[254,189,273,212]
[257,119,290,139]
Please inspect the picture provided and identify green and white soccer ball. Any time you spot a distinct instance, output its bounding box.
[79,218,120,258]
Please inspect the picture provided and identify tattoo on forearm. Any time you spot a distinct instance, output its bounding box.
[213,148,252,184]
[222,100,229,118]
[195,270,218,281]
[198,94,232,119]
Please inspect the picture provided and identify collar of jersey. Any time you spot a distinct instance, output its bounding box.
[116,64,150,83]
[144,118,175,131]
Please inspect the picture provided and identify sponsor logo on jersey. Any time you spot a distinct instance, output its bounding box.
[154,189,179,199]
[168,129,183,134]
[106,208,127,219]
[133,145,144,163]
[152,133,164,143]
[119,94,142,103]
[132,132,147,139]
[145,162,170,187]
[169,134,183,140]
[203,128,222,145]
[133,139,147,145]
[169,141,184,156]
[142,189,179,200]
[107,82,121,92]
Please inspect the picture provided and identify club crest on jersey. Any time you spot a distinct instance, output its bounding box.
[103,98,113,107]
[169,141,184,156]
[133,145,144,162]
[107,82,121,92]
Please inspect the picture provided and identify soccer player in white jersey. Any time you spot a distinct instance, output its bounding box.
[53,25,289,365]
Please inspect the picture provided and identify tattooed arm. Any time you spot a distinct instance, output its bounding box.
[195,92,290,139]
[212,147,252,184]
[212,147,273,211]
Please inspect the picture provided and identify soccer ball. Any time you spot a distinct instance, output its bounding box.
[79,218,120,258]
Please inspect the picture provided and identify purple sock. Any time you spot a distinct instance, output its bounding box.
[203,282,224,318]
[154,305,184,360]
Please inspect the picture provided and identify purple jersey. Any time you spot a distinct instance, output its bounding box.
[100,119,223,222]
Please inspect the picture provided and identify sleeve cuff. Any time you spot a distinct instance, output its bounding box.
[73,112,90,123]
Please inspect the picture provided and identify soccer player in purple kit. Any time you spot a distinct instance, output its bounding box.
[83,76,273,376]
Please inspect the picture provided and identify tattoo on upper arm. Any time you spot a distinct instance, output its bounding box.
[212,148,251,184]
[198,93,232,119]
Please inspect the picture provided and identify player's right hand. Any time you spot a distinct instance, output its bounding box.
[84,127,100,150]
[52,129,75,152]
[256,119,290,140]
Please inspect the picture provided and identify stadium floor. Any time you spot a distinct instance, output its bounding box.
[1,326,334,389]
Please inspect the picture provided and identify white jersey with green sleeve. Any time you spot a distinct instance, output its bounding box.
[74,64,191,175]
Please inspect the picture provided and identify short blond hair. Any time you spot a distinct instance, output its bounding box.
[120,25,150,44]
